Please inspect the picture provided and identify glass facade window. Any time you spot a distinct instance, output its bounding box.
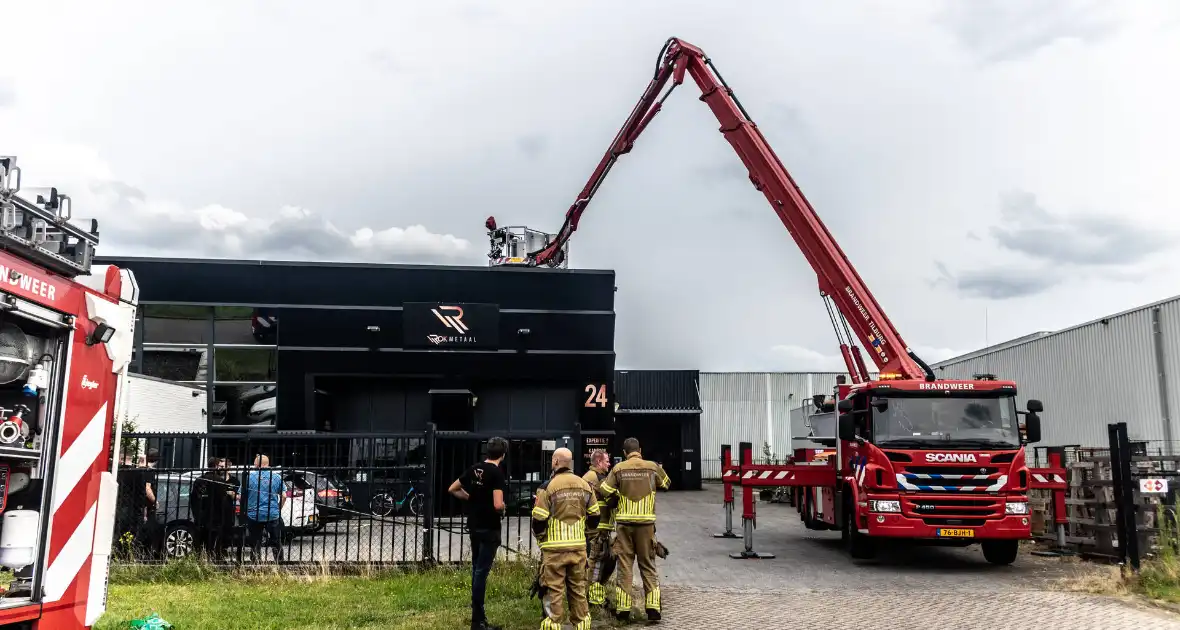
[141,304,211,345]
[131,303,279,432]
[212,383,277,429]
[138,345,208,383]
[214,347,277,383]
[214,306,276,345]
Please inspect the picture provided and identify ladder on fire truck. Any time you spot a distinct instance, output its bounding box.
[0,156,99,279]
[483,37,1072,562]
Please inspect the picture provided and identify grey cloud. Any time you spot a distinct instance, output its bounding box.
[0,79,13,108]
[932,261,1063,300]
[954,267,1063,300]
[936,191,1169,299]
[936,0,1120,63]
[991,191,1167,266]
[516,134,547,159]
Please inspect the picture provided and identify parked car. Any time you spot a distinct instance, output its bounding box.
[281,469,351,526]
[153,470,320,559]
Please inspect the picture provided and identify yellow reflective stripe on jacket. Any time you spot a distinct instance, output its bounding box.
[540,517,587,549]
[531,506,550,520]
[613,492,657,523]
[657,471,671,490]
[587,500,600,516]
[599,481,617,496]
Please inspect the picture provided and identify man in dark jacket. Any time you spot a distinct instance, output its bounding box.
[191,457,238,560]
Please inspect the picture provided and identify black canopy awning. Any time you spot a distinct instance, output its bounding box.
[614,370,701,414]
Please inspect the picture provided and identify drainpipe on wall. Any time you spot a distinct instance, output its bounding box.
[1152,307,1174,455]
[765,372,773,458]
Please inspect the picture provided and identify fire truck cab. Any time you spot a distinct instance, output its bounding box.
[0,156,138,629]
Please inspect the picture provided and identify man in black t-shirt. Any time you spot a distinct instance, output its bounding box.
[449,437,508,630]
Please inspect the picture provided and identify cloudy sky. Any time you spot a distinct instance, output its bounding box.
[3,1,1178,371]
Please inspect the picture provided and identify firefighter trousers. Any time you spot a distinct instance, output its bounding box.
[539,548,591,630]
[612,523,660,614]
[585,530,615,606]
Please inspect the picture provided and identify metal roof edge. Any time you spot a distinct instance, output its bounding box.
[934,292,1180,368]
[95,255,615,275]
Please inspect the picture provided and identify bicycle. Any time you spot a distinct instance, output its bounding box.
[369,486,423,517]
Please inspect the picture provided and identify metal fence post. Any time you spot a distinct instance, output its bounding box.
[1109,422,1141,572]
[1109,423,1128,567]
[1116,423,1141,572]
[423,423,437,565]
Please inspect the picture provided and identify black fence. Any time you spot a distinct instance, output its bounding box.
[115,426,581,566]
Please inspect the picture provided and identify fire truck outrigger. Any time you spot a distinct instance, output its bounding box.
[486,38,1068,565]
[0,156,138,628]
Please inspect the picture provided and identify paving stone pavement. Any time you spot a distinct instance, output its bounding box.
[584,485,1180,629]
[653,588,1180,629]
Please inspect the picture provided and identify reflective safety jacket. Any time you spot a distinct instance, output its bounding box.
[600,453,671,524]
[582,468,615,531]
[531,469,601,550]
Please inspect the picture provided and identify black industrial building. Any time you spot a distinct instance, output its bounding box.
[101,256,702,490]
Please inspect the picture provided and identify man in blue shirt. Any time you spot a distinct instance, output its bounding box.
[240,454,286,562]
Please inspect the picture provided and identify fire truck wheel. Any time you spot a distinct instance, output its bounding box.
[981,540,1019,566]
[842,495,875,560]
[164,524,197,559]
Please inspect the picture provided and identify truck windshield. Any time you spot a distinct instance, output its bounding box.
[872,395,1020,449]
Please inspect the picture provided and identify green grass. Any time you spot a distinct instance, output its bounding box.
[96,561,552,630]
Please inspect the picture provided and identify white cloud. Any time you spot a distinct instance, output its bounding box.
[8,143,474,264]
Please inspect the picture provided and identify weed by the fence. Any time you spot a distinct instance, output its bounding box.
[1137,505,1180,603]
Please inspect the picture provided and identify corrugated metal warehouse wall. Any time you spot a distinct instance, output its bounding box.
[932,295,1180,448]
[699,371,875,478]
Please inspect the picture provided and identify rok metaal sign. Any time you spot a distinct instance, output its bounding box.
[403,302,500,349]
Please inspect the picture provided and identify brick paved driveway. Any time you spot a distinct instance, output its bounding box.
[605,485,1180,629]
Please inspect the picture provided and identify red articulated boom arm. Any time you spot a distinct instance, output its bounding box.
[524,37,935,383]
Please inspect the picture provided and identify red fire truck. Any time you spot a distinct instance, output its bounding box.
[0,156,139,628]
[486,38,1068,564]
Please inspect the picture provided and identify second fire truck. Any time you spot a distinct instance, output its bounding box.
[0,156,139,628]
[485,37,1066,565]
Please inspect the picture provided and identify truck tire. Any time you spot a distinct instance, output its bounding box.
[842,495,875,560]
[981,540,1019,566]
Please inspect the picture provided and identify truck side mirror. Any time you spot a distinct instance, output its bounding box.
[1027,399,1044,413]
[837,399,854,413]
[838,414,857,442]
[1024,414,1042,444]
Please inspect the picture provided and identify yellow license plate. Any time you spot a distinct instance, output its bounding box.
[937,528,975,538]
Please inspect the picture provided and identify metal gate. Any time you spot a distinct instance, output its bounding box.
[115,426,587,567]
[429,431,574,563]
[1108,421,1180,571]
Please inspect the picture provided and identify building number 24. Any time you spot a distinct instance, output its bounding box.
[584,384,609,408]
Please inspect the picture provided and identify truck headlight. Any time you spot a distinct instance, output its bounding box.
[1005,502,1029,515]
[870,500,901,513]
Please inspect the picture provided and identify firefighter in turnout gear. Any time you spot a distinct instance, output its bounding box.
[581,450,616,608]
[531,448,601,630]
[600,437,671,623]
